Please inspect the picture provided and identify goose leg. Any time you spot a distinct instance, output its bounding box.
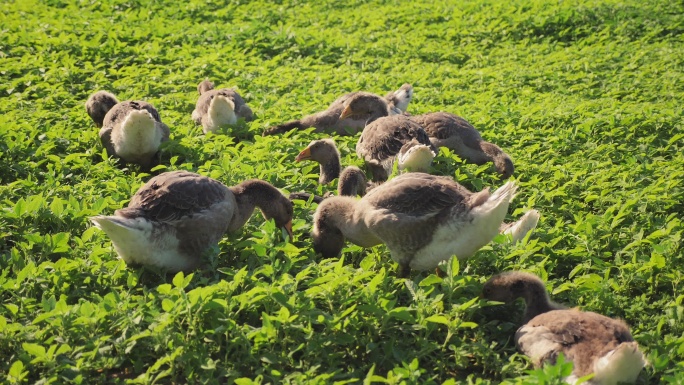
[397,263,411,278]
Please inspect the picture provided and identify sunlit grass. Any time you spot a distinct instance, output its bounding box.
[0,0,682,383]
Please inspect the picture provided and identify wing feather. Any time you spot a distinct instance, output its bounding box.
[118,171,230,222]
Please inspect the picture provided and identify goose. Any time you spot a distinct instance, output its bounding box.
[90,170,293,272]
[263,84,413,136]
[482,272,645,385]
[355,115,437,181]
[409,112,514,178]
[85,91,171,171]
[291,138,368,203]
[312,173,538,277]
[191,80,254,134]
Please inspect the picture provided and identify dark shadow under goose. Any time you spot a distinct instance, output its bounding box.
[263,84,413,136]
[410,112,514,178]
[312,173,538,277]
[192,80,254,134]
[91,170,293,272]
[85,91,170,171]
[482,272,645,385]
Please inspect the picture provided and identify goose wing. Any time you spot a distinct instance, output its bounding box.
[119,171,230,222]
[98,126,117,158]
[356,115,433,165]
[410,112,482,147]
[516,309,634,374]
[363,173,471,218]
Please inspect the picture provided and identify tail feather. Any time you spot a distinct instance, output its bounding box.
[90,215,154,264]
[501,209,540,242]
[485,181,518,208]
[205,95,237,131]
[592,342,645,385]
[114,110,162,157]
[91,215,147,242]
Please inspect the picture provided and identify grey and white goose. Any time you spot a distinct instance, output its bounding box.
[191,80,254,134]
[91,170,293,272]
[410,112,514,178]
[263,84,413,136]
[312,172,538,277]
[85,91,171,171]
[482,272,645,385]
[342,94,436,181]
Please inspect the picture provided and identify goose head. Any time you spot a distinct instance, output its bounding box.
[385,83,413,113]
[85,91,119,128]
[397,139,436,173]
[198,80,215,95]
[338,166,367,197]
[482,271,562,322]
[233,179,294,238]
[295,139,341,185]
[339,93,391,124]
[311,197,350,258]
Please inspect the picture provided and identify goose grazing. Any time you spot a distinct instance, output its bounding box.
[91,171,293,272]
[355,115,437,181]
[312,173,537,277]
[482,272,645,385]
[191,80,254,134]
[410,112,514,178]
[85,91,171,171]
[263,84,413,136]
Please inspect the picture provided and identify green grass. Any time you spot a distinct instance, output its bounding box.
[1,0,683,383]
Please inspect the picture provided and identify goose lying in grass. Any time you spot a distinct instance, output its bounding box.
[91,170,293,272]
[311,173,538,277]
[410,112,514,178]
[482,272,645,385]
[263,84,413,136]
[191,80,254,134]
[85,91,170,171]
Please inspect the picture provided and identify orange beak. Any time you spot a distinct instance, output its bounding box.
[283,220,293,239]
[339,105,353,120]
[295,147,311,162]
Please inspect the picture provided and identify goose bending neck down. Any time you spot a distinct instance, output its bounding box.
[311,173,538,277]
[410,112,514,178]
[85,91,170,171]
[263,84,412,136]
[482,272,646,385]
[91,171,293,272]
[294,139,368,197]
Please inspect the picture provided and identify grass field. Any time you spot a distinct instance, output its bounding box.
[1,0,683,383]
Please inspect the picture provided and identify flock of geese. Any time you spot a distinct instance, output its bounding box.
[84,81,645,384]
